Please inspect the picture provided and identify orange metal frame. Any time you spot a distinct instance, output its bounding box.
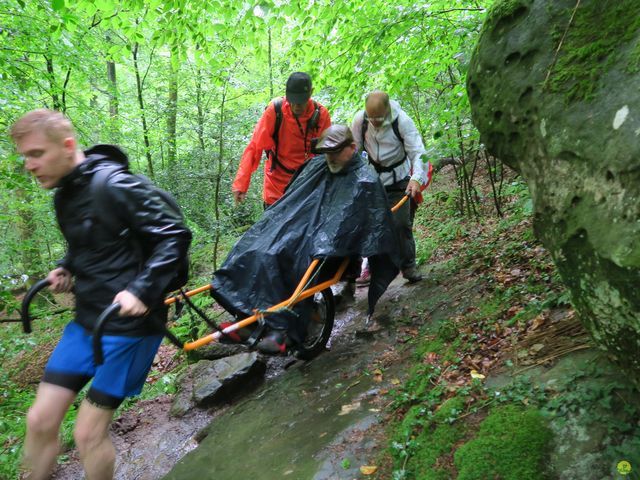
[180,257,349,351]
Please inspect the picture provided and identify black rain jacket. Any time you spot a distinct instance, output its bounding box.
[54,145,192,336]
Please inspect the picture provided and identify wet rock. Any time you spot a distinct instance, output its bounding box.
[196,342,247,360]
[468,0,640,380]
[169,388,193,418]
[171,352,266,415]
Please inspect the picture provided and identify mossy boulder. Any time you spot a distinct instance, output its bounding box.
[467,0,640,378]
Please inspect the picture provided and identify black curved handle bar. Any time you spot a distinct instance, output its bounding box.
[93,303,121,365]
[92,303,184,366]
[20,279,51,334]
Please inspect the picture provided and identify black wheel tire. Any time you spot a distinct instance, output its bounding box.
[295,288,335,360]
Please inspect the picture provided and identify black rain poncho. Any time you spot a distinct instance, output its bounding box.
[211,152,400,340]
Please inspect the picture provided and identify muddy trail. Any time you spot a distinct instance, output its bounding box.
[52,272,449,480]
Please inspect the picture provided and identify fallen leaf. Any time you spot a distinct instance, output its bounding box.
[470,369,485,380]
[339,401,361,416]
[530,314,545,331]
[390,378,401,385]
[530,343,545,353]
[360,465,378,475]
[424,352,438,364]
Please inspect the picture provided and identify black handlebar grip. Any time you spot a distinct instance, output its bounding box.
[92,303,121,365]
[20,279,51,334]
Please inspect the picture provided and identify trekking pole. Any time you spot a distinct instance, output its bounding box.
[391,194,409,213]
[20,279,51,334]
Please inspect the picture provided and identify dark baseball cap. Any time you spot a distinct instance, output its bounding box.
[312,125,354,154]
[286,72,312,104]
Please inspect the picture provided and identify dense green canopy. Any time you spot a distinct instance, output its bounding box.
[0,0,491,288]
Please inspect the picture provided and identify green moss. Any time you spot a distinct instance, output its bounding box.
[628,38,640,73]
[411,423,465,480]
[454,405,553,480]
[487,0,526,20]
[481,0,528,37]
[393,397,468,480]
[436,319,458,342]
[548,1,640,102]
[433,395,466,423]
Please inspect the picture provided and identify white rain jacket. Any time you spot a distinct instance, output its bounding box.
[352,99,430,187]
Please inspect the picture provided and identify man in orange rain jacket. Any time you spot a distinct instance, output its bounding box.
[232,72,331,207]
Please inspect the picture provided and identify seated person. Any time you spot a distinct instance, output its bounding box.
[212,125,400,353]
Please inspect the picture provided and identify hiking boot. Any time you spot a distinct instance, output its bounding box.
[256,330,289,354]
[355,265,371,286]
[402,268,423,284]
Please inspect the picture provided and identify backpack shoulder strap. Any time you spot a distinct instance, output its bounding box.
[391,117,404,145]
[361,111,369,154]
[272,98,283,146]
[308,101,321,132]
[268,98,296,174]
[391,116,406,160]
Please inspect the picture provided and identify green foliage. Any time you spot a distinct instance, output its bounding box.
[454,405,553,479]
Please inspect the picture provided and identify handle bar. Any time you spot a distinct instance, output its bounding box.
[93,303,121,365]
[92,302,184,366]
[20,279,51,334]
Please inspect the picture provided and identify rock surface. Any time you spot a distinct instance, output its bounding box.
[467,0,640,376]
[171,352,266,415]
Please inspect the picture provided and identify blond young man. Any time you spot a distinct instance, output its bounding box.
[12,110,191,479]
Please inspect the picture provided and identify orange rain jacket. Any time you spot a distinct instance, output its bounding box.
[233,97,331,205]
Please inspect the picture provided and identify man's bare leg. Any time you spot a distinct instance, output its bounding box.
[74,399,116,480]
[23,382,77,479]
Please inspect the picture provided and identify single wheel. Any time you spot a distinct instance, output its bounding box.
[295,288,335,360]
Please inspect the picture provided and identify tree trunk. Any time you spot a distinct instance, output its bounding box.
[132,42,154,177]
[268,27,273,99]
[195,68,206,152]
[212,85,227,270]
[44,55,61,111]
[61,67,71,113]
[106,59,119,141]
[166,52,178,167]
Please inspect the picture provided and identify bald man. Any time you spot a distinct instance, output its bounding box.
[352,91,433,283]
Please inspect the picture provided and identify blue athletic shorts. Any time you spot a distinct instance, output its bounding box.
[43,321,163,409]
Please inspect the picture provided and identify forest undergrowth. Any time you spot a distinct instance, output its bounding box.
[369,167,640,480]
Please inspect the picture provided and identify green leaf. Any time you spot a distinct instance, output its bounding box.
[52,0,65,11]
